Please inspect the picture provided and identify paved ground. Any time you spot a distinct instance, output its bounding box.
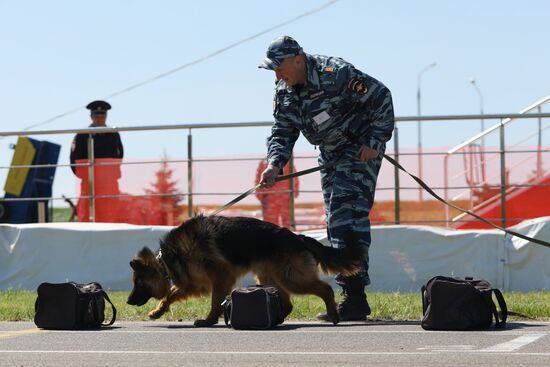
[0,321,549,366]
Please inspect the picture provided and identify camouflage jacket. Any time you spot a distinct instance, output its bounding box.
[267,54,394,170]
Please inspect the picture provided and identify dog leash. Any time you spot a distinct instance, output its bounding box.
[383,154,550,248]
[211,154,550,248]
[210,163,333,216]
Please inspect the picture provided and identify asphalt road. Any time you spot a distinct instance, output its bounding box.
[0,321,549,366]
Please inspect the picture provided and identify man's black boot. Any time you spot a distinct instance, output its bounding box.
[317,277,371,322]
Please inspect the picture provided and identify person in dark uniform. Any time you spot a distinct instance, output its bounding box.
[70,100,124,222]
[258,36,395,321]
[69,100,123,173]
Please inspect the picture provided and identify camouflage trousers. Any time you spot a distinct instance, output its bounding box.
[319,143,384,287]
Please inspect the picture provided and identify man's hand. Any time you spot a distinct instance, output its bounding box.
[358,145,379,161]
[259,164,279,188]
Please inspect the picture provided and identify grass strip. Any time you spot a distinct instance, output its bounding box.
[1,290,548,322]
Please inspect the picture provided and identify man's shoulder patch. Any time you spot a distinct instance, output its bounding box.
[347,77,368,95]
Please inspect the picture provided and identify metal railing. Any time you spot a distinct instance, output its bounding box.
[1,108,549,228]
[444,95,550,227]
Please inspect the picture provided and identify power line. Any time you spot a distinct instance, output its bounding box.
[21,0,341,132]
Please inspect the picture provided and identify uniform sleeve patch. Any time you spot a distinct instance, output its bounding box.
[347,77,368,95]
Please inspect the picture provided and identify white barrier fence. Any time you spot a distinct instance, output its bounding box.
[1,217,549,292]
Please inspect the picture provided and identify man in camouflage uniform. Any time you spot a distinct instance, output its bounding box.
[258,36,394,321]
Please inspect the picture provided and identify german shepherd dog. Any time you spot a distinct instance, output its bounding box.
[127,215,366,326]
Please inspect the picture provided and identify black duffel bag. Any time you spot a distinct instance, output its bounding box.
[421,276,507,330]
[222,285,285,329]
[34,281,117,330]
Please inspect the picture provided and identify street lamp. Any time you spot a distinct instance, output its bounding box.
[469,78,485,133]
[416,62,437,202]
[470,77,486,183]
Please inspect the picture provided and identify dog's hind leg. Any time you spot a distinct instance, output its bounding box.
[194,274,235,327]
[277,288,293,318]
[308,280,339,325]
[283,278,339,325]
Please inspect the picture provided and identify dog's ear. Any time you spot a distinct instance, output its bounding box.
[138,246,154,258]
[137,247,158,265]
[130,259,146,272]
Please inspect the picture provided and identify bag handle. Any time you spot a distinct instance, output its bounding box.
[485,294,502,328]
[421,285,428,314]
[492,289,508,328]
[99,290,117,326]
[483,288,507,329]
[221,297,231,327]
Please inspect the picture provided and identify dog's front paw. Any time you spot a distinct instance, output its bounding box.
[148,300,171,319]
[148,307,167,319]
[193,319,217,327]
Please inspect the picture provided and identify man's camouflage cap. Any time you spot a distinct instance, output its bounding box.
[258,36,303,70]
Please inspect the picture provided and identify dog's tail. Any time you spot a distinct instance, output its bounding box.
[299,232,367,276]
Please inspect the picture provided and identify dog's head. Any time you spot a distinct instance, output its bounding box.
[127,247,171,306]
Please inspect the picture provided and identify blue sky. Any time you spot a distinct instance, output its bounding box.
[1,0,549,201]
